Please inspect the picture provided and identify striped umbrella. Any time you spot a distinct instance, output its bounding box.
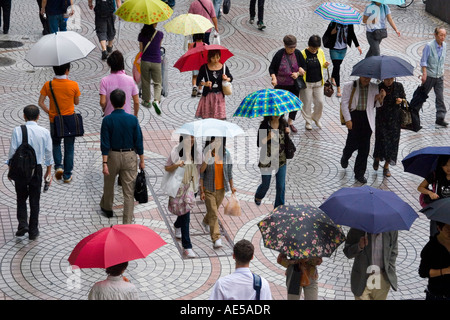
[314,3,362,25]
[233,89,303,118]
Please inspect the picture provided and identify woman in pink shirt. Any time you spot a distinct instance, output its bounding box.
[100,50,140,117]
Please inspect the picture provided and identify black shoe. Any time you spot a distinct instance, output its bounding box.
[101,50,108,60]
[100,207,114,218]
[16,227,29,237]
[29,231,39,240]
[107,46,113,53]
[257,22,266,30]
[340,156,348,169]
[435,119,449,127]
[355,176,367,184]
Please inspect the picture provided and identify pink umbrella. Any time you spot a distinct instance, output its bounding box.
[173,44,233,72]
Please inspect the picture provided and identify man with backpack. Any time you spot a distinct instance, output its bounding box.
[7,105,53,240]
[209,239,272,300]
[88,0,122,60]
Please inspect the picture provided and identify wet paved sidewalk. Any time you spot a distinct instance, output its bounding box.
[0,0,449,300]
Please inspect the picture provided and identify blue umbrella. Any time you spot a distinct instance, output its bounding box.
[402,146,450,178]
[420,198,450,225]
[350,55,414,80]
[319,186,418,234]
[365,0,405,5]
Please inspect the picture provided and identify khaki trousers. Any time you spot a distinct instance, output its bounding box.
[203,189,225,242]
[100,151,138,224]
[355,272,391,300]
[141,60,162,103]
[300,80,325,125]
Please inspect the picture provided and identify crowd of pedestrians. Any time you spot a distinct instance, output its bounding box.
[3,0,449,301]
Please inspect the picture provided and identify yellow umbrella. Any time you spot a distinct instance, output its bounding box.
[163,13,214,36]
[115,0,173,24]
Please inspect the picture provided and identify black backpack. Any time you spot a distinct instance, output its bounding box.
[8,125,37,183]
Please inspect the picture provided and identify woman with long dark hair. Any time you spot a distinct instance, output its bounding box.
[138,23,164,114]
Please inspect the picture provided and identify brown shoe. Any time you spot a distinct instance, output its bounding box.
[383,168,391,177]
[290,124,298,133]
[373,159,379,171]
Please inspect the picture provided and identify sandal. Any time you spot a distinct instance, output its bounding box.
[383,168,391,177]
[373,159,379,171]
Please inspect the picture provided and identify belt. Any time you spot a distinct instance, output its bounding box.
[111,148,134,152]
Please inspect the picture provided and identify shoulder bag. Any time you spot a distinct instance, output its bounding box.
[285,52,306,90]
[133,31,158,84]
[49,81,84,138]
[324,68,334,97]
[221,63,232,95]
[372,28,388,41]
[284,132,296,159]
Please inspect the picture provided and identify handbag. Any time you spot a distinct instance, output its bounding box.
[49,81,84,138]
[372,28,388,41]
[299,264,310,287]
[221,63,232,95]
[324,68,334,98]
[134,31,157,84]
[161,166,185,198]
[168,182,195,216]
[134,169,148,203]
[224,193,241,216]
[284,132,296,159]
[285,52,306,90]
[400,99,413,130]
[222,0,231,14]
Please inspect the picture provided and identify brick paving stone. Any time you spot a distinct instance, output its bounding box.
[0,0,448,301]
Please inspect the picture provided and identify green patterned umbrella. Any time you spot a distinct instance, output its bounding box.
[233,89,303,118]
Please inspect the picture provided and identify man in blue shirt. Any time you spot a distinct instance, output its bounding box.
[100,89,145,224]
[7,105,54,240]
[40,0,73,34]
[420,27,448,127]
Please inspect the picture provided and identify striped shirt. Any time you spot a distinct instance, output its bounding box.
[356,84,369,111]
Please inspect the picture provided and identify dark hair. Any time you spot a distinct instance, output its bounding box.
[233,240,254,264]
[204,136,226,158]
[436,221,446,230]
[24,105,40,121]
[107,50,125,72]
[105,262,128,276]
[192,33,204,42]
[110,89,126,109]
[178,135,195,161]
[260,116,288,132]
[52,63,70,76]
[207,50,221,62]
[283,34,297,47]
[308,35,322,48]
[139,24,156,39]
[436,155,450,184]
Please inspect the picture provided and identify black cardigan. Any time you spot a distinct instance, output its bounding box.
[268,48,306,76]
[322,22,360,50]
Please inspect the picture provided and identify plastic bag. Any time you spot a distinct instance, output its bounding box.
[224,193,241,216]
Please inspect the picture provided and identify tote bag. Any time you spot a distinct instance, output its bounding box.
[161,167,185,198]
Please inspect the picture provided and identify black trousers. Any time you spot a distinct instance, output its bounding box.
[342,111,372,178]
[15,165,43,235]
[36,0,49,34]
[249,0,265,23]
[0,0,11,33]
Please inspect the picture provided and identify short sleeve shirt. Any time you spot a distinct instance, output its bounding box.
[40,78,81,123]
[364,3,391,32]
[100,71,139,116]
[138,31,164,63]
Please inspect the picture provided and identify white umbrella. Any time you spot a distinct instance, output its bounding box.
[25,31,96,67]
[175,118,245,138]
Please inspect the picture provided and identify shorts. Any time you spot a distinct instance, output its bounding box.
[95,14,116,42]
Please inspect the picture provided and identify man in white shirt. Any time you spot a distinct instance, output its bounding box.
[209,239,272,300]
[7,105,53,240]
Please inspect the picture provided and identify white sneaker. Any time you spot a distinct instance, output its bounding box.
[175,227,182,239]
[213,238,223,248]
[314,120,322,129]
[305,123,312,130]
[202,221,210,233]
[184,248,197,258]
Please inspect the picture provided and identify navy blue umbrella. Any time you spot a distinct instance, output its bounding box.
[350,55,414,80]
[402,146,450,178]
[420,198,450,225]
[319,186,418,234]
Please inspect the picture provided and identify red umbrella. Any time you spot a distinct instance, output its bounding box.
[174,44,233,72]
[68,224,167,269]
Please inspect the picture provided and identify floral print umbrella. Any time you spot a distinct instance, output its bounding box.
[257,205,346,259]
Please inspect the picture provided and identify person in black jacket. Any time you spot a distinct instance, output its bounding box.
[323,22,362,97]
[269,35,306,133]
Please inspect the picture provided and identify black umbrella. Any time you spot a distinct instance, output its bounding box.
[407,85,429,132]
[420,198,450,225]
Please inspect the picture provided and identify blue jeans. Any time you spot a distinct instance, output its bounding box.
[50,124,75,180]
[174,211,192,249]
[255,164,287,208]
[47,14,66,34]
[213,0,222,18]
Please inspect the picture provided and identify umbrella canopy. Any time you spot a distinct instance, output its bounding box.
[420,198,450,225]
[257,205,346,259]
[314,3,362,25]
[115,0,173,24]
[25,31,96,67]
[319,186,418,234]
[68,224,167,269]
[233,88,303,118]
[173,44,233,72]
[402,146,450,179]
[366,0,405,5]
[350,55,414,80]
[164,13,213,36]
[175,118,245,137]
[409,84,429,111]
